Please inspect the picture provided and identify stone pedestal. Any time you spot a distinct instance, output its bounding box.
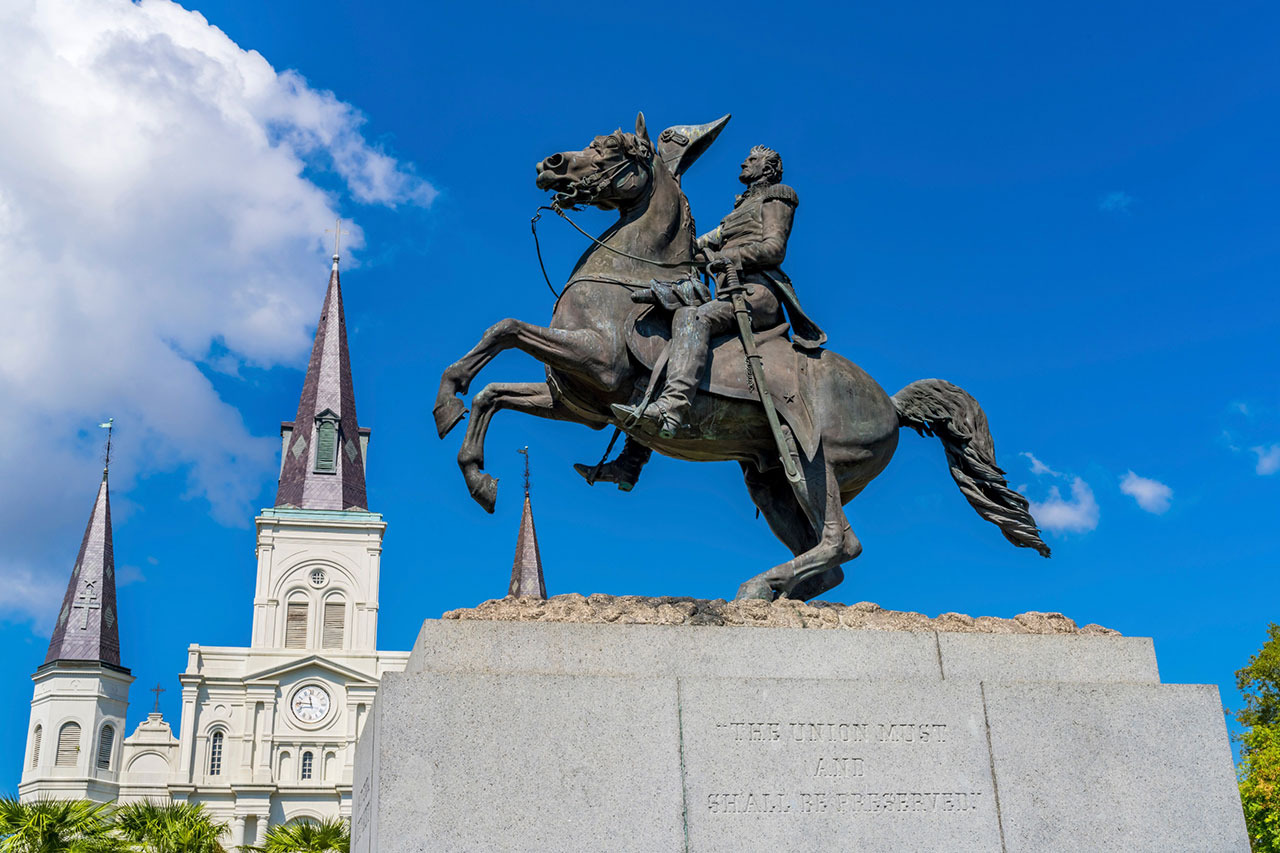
[354,611,1247,852]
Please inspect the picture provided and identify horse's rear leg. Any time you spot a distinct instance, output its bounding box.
[458,381,591,512]
[736,449,861,602]
[436,319,614,438]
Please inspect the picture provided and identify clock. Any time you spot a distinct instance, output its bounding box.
[291,685,331,724]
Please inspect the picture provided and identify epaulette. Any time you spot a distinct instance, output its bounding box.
[760,183,798,207]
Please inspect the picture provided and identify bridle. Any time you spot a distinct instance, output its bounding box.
[530,147,697,299]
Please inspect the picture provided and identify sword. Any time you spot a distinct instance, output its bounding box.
[712,260,803,487]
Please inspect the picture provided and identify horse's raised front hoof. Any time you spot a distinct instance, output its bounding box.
[433,396,467,439]
[467,473,498,514]
[734,578,775,602]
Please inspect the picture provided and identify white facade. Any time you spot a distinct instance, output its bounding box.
[133,510,404,845]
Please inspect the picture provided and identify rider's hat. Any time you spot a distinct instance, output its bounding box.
[657,114,731,179]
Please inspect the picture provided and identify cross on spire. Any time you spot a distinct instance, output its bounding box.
[517,446,531,497]
[98,418,113,478]
[326,217,350,259]
[151,683,166,713]
[72,581,100,630]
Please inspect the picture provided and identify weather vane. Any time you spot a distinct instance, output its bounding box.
[326,217,350,257]
[98,418,114,475]
[517,446,531,497]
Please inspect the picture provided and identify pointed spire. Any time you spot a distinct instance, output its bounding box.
[45,466,123,668]
[509,448,546,599]
[275,248,369,511]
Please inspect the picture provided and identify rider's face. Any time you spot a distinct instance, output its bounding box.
[739,152,767,185]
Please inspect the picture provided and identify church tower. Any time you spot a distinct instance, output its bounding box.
[251,251,382,652]
[20,460,133,803]
[156,250,406,845]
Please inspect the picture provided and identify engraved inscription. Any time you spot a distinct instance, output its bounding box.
[707,791,983,815]
[716,721,947,744]
[704,720,981,821]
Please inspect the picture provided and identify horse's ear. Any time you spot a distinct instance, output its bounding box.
[635,111,651,145]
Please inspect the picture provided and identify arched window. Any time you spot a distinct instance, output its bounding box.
[55,722,80,767]
[96,724,114,770]
[322,598,345,649]
[285,598,309,649]
[300,750,314,781]
[278,750,292,781]
[208,731,224,776]
[30,726,42,769]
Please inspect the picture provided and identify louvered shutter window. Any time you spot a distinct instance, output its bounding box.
[55,722,80,767]
[285,602,309,649]
[96,725,114,770]
[322,600,345,649]
[301,751,314,780]
[30,726,41,768]
[209,731,223,775]
[314,417,338,473]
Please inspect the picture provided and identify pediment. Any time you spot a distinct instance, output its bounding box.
[243,654,378,686]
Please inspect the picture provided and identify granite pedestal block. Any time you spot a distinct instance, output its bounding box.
[353,620,1246,852]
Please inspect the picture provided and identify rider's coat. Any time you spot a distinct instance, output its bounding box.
[697,181,827,350]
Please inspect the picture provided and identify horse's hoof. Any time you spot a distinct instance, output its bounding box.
[734,579,774,602]
[468,473,498,514]
[434,396,467,439]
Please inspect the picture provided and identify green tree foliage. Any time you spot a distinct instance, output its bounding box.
[1238,623,1280,852]
[113,801,226,853]
[0,797,124,853]
[247,818,349,853]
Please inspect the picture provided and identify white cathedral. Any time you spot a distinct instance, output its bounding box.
[17,254,419,848]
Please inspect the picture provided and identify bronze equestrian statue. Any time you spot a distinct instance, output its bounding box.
[435,113,1049,602]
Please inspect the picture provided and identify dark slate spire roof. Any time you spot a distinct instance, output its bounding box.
[509,493,547,599]
[44,473,123,668]
[275,254,369,511]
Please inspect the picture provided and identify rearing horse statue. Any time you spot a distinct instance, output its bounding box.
[435,112,1049,601]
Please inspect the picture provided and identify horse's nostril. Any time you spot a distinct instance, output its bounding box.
[544,153,565,170]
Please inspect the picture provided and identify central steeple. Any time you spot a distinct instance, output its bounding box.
[275,253,369,511]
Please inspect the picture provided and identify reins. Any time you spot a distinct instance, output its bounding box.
[529,157,696,299]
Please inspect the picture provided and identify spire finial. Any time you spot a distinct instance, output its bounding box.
[98,418,114,479]
[151,682,165,713]
[517,446,531,497]
[326,217,349,267]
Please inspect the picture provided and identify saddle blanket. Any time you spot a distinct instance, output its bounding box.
[625,305,818,460]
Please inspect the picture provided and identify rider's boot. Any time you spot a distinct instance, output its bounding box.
[573,438,652,491]
[611,305,712,439]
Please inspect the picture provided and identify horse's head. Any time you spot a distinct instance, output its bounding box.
[536,112,657,211]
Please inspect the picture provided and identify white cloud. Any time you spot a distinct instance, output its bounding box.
[1021,452,1061,477]
[1028,477,1099,534]
[0,0,432,629]
[1119,471,1173,514]
[1254,445,1280,476]
[1099,191,1135,214]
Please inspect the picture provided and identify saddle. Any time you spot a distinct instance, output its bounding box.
[624,305,819,460]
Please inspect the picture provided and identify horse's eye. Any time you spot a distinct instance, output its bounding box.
[605,137,620,149]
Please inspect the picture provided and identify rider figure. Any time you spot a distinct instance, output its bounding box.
[577,145,826,488]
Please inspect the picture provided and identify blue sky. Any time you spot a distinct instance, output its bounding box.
[0,0,1277,787]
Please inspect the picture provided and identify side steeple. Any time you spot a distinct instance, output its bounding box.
[44,448,123,668]
[276,251,369,511]
[509,448,547,599]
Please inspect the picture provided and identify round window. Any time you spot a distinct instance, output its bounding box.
[309,569,327,588]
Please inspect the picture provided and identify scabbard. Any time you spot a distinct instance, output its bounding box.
[729,289,801,485]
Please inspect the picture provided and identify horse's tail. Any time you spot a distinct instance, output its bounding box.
[892,379,1051,557]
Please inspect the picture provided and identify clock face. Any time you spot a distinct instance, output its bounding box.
[291,685,331,724]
